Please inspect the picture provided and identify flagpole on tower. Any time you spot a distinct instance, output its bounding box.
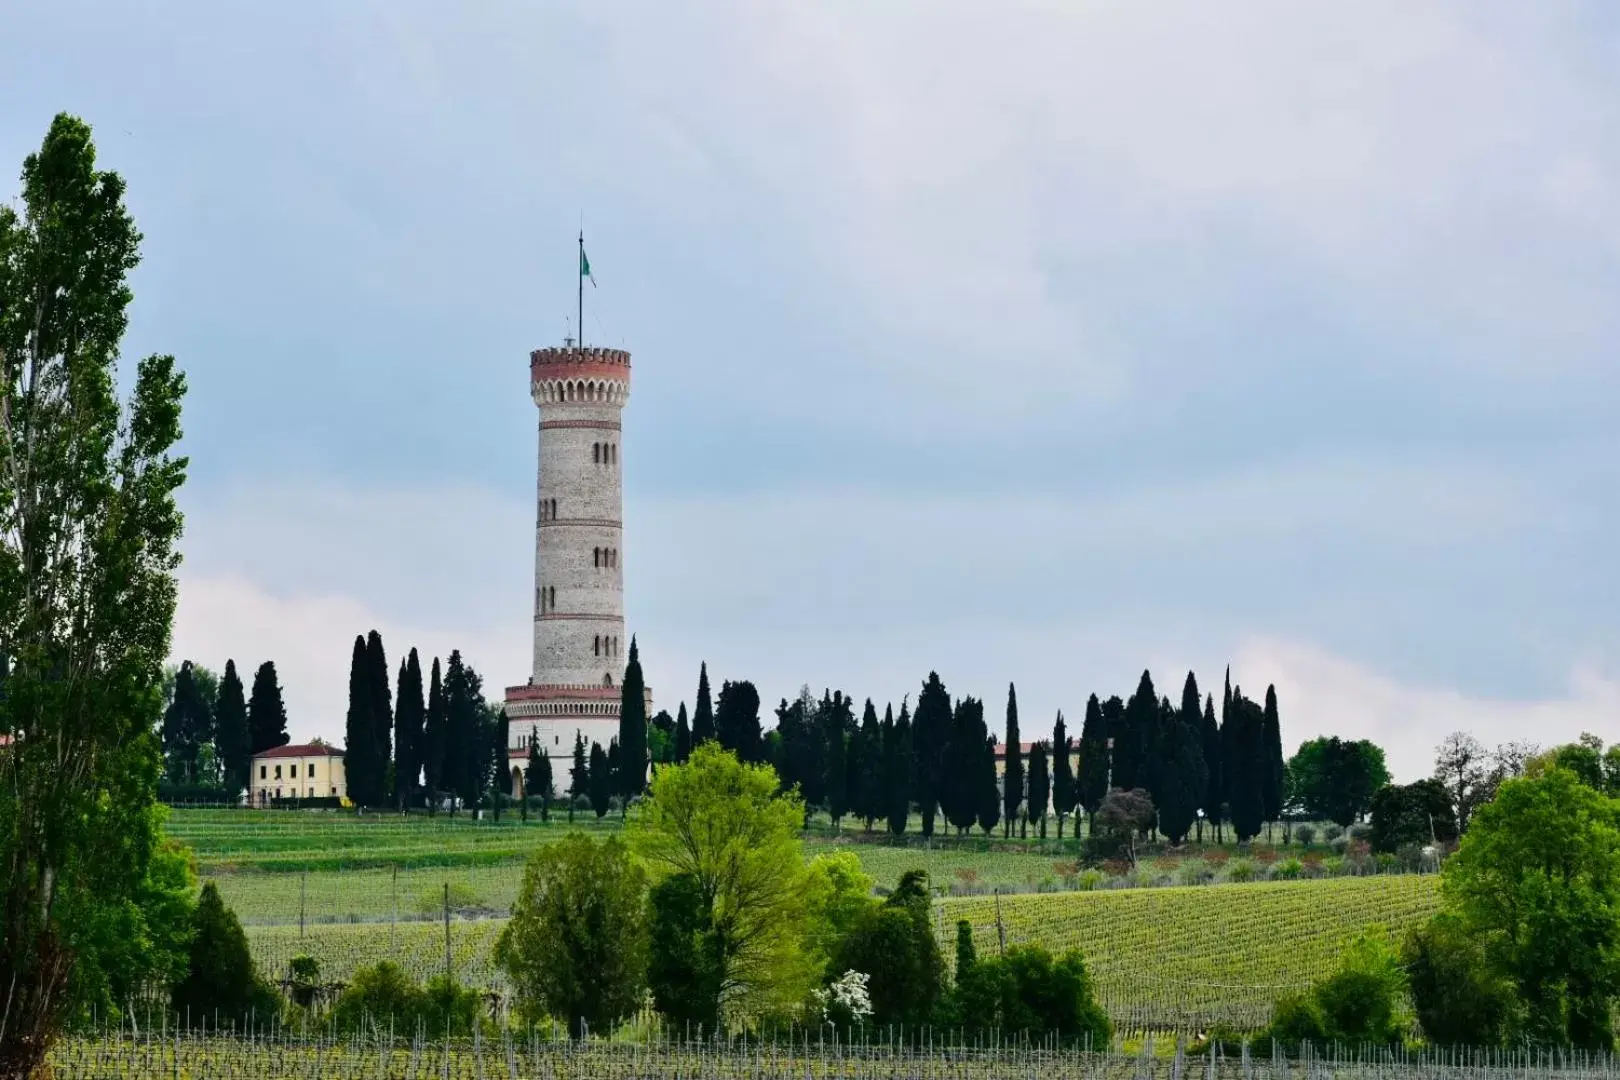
[577,230,585,349]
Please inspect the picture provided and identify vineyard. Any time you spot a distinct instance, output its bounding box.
[241,874,1441,1034]
[44,1032,1619,1080]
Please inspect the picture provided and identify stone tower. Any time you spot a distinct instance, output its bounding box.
[504,345,644,778]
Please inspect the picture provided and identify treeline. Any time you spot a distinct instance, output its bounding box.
[158,659,292,797]
[650,665,1299,846]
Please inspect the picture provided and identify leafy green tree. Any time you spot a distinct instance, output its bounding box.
[857,699,883,830]
[943,696,987,834]
[495,834,649,1036]
[1288,735,1389,828]
[691,662,715,746]
[674,702,692,763]
[247,661,289,756]
[1051,712,1075,840]
[588,742,611,818]
[1076,694,1109,832]
[171,883,278,1028]
[343,635,382,806]
[161,661,215,786]
[394,648,425,810]
[1002,684,1023,838]
[567,731,587,822]
[1368,778,1457,854]
[0,114,191,1076]
[835,870,943,1028]
[1403,913,1518,1047]
[912,673,952,837]
[329,961,481,1038]
[214,660,251,797]
[715,679,763,765]
[1027,740,1050,839]
[617,637,647,799]
[646,871,722,1033]
[801,851,876,974]
[365,631,392,803]
[953,945,1111,1047]
[628,743,813,1029]
[422,657,446,813]
[1198,694,1221,842]
[884,703,911,836]
[1442,768,1620,1048]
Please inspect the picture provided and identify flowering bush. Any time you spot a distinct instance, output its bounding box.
[812,969,873,1028]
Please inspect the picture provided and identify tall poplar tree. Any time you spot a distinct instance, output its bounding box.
[1027,740,1051,839]
[912,673,952,837]
[1076,693,1109,832]
[394,648,426,810]
[247,661,289,756]
[714,679,762,764]
[673,702,692,764]
[343,636,381,806]
[942,695,986,834]
[422,657,446,815]
[1001,683,1023,838]
[885,703,911,835]
[617,637,647,799]
[0,113,191,1076]
[1051,712,1075,840]
[1198,693,1218,841]
[365,631,392,803]
[214,660,251,796]
[1262,684,1285,836]
[858,699,883,829]
[691,663,715,745]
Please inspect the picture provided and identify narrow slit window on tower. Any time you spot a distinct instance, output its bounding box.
[593,442,600,464]
[594,635,601,656]
[593,547,601,568]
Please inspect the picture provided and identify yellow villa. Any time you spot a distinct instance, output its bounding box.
[248,742,347,805]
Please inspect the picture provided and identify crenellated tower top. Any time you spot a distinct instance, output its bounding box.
[529,346,632,407]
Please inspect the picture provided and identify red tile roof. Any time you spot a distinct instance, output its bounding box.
[254,742,343,760]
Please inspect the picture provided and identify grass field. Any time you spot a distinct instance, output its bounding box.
[244,873,1441,1032]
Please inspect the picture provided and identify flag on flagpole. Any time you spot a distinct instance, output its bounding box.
[580,247,596,288]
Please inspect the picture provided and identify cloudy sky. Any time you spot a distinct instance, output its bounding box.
[6,2,1618,780]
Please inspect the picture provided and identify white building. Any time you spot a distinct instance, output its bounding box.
[503,343,650,791]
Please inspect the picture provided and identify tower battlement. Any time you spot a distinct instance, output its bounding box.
[530,347,632,406]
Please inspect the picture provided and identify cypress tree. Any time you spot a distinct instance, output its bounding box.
[775,690,815,803]
[568,731,587,822]
[912,672,952,838]
[1200,694,1221,843]
[885,703,910,835]
[617,637,648,799]
[691,662,715,745]
[441,650,474,816]
[394,648,426,810]
[1262,684,1284,836]
[161,661,213,785]
[526,735,554,821]
[589,741,612,818]
[246,660,289,756]
[365,630,392,803]
[215,659,251,797]
[495,708,512,812]
[1219,666,1233,842]
[1051,712,1074,841]
[1026,740,1050,839]
[715,679,762,764]
[822,691,851,827]
[942,696,986,834]
[1226,687,1266,842]
[343,636,379,806]
[1115,671,1157,793]
[674,702,692,764]
[1076,693,1108,833]
[977,735,1000,835]
[955,919,977,976]
[422,657,446,815]
[843,697,864,828]
[858,699,883,829]
[1157,705,1207,845]
[1001,683,1023,838]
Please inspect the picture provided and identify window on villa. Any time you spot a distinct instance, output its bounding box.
[259,765,266,779]
[275,765,282,779]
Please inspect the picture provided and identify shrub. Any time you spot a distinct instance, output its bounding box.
[1294,824,1316,847]
[1348,824,1372,842]
[1224,859,1258,884]
[952,945,1111,1048]
[1321,856,1346,876]
[1177,860,1213,886]
[171,882,279,1028]
[1329,837,1349,856]
[330,961,422,1033]
[1263,992,1328,1048]
[1076,869,1105,891]
[1322,824,1344,842]
[1271,858,1303,881]
[1310,933,1407,1046]
[288,955,320,1009]
[1403,913,1517,1048]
